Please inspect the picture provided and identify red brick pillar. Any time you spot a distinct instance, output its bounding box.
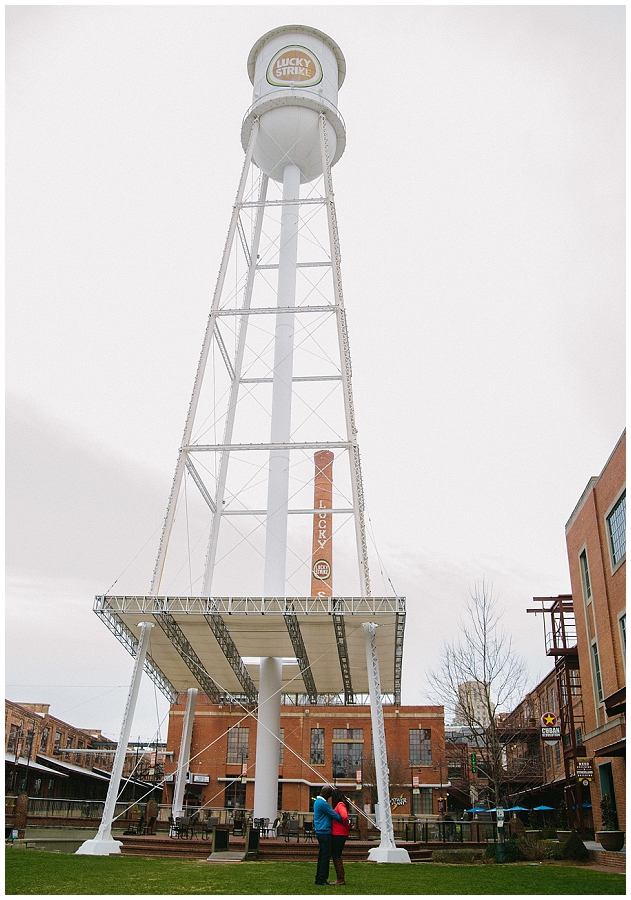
[14,793,28,839]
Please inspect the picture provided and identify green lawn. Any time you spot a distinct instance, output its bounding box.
[5,851,625,895]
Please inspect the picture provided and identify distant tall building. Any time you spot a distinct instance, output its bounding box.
[453,681,493,727]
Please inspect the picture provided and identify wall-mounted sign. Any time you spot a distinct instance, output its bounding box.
[541,711,561,741]
[192,774,209,784]
[267,46,323,88]
[390,796,407,807]
[312,559,331,581]
[576,757,593,781]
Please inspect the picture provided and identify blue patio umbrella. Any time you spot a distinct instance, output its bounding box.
[533,805,555,811]
[505,805,528,811]
[465,807,489,813]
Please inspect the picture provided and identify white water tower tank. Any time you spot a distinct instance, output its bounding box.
[241,25,346,183]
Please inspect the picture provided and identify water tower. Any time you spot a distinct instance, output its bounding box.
[83,25,408,862]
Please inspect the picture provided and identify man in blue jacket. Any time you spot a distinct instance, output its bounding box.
[313,785,343,885]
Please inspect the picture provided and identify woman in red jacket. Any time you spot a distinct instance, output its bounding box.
[330,788,351,885]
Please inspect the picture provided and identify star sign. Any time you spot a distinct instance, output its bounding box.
[543,713,556,726]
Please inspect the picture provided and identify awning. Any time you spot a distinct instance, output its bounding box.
[37,755,110,782]
[593,738,626,758]
[5,753,69,778]
[604,686,625,718]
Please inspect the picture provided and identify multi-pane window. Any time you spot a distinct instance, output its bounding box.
[226,727,249,763]
[310,728,325,765]
[224,777,246,809]
[332,729,363,778]
[579,550,592,599]
[592,642,604,703]
[39,727,50,753]
[278,729,284,765]
[607,493,626,565]
[7,723,21,753]
[576,727,582,746]
[549,687,556,713]
[54,732,62,753]
[554,742,561,765]
[409,729,432,766]
[411,788,433,815]
[620,614,626,654]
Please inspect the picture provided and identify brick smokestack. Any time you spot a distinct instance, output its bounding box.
[311,450,334,596]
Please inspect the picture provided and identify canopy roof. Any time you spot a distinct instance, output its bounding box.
[95,595,405,705]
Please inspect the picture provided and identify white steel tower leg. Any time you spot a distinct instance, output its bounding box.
[253,162,300,822]
[363,623,410,863]
[76,622,154,855]
[172,687,198,820]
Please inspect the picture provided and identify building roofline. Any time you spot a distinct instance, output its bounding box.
[564,429,626,535]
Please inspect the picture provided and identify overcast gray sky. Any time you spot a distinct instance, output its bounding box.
[6,5,625,739]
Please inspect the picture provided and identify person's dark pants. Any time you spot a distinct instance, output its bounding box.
[331,834,347,860]
[315,832,332,884]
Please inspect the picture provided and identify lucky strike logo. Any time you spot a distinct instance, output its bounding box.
[267,45,323,87]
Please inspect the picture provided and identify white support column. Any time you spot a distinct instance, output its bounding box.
[253,656,282,820]
[76,622,153,855]
[254,162,301,822]
[363,623,410,863]
[171,687,198,820]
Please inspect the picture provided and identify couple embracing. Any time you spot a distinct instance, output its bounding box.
[313,785,350,886]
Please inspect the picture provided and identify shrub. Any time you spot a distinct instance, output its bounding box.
[541,826,557,839]
[432,849,485,864]
[517,836,551,861]
[562,830,589,862]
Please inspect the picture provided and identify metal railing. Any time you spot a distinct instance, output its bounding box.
[401,818,504,844]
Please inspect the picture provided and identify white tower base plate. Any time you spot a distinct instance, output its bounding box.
[367,846,411,864]
[75,838,122,856]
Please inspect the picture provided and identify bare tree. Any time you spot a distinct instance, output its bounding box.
[427,581,528,807]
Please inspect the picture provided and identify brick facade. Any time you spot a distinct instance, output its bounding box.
[164,696,445,820]
[565,431,625,832]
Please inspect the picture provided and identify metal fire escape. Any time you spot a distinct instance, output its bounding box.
[528,595,587,835]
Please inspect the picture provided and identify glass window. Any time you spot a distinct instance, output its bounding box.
[409,729,432,766]
[226,727,249,763]
[332,741,363,779]
[54,732,62,753]
[310,728,325,765]
[39,727,50,753]
[278,729,284,766]
[576,727,582,746]
[332,728,363,740]
[592,642,604,703]
[223,776,246,809]
[550,687,556,713]
[65,736,73,749]
[619,614,626,654]
[579,550,592,599]
[554,742,561,765]
[607,493,626,565]
[7,723,21,754]
[33,778,42,796]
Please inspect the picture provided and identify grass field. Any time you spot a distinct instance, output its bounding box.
[5,850,626,895]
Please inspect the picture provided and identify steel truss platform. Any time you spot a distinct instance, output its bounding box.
[94,595,405,706]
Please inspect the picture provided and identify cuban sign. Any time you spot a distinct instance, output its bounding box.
[267,45,323,87]
[541,711,561,741]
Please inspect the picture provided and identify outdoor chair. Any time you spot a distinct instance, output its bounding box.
[271,817,280,837]
[285,819,300,842]
[145,816,157,835]
[303,820,314,842]
[124,815,145,836]
[175,816,193,839]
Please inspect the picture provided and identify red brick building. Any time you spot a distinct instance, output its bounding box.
[565,431,625,832]
[165,695,445,823]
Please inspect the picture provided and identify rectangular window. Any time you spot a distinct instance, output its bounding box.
[65,736,73,749]
[332,729,363,779]
[39,727,50,753]
[619,614,626,654]
[223,776,246,809]
[419,788,433,815]
[409,729,432,766]
[278,729,284,766]
[576,727,582,746]
[579,550,592,599]
[607,492,626,565]
[7,723,21,754]
[310,728,325,765]
[554,742,561,765]
[54,732,62,753]
[550,687,556,713]
[33,778,42,795]
[592,642,604,703]
[226,727,249,763]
